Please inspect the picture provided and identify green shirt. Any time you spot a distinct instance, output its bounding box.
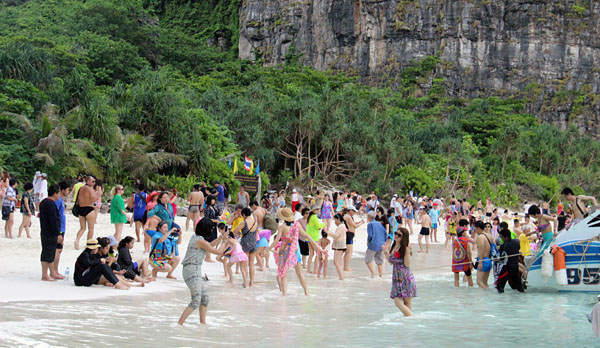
[110,195,128,224]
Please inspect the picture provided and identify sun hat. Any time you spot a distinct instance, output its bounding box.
[106,235,118,247]
[86,238,100,250]
[146,191,159,203]
[41,173,47,178]
[278,208,294,223]
[348,206,358,212]
[292,188,297,193]
[35,171,41,176]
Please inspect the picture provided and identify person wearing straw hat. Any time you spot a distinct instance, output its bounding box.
[73,238,129,289]
[270,208,323,296]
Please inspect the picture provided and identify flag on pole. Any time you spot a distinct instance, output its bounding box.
[255,161,260,176]
[244,156,252,172]
[250,159,254,173]
[228,157,231,168]
[233,158,238,174]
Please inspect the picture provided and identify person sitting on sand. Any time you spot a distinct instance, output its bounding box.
[118,236,152,283]
[74,239,129,289]
[149,221,181,279]
[96,237,144,287]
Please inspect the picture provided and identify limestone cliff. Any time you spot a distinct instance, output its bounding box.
[239,0,600,136]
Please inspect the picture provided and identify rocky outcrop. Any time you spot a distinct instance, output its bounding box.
[239,0,600,136]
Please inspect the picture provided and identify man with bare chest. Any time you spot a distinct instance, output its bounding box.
[74,176,98,249]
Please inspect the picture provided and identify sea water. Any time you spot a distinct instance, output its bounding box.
[0,250,597,347]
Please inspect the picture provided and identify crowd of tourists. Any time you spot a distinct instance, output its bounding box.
[1,169,598,323]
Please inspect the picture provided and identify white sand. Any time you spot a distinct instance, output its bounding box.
[0,207,444,303]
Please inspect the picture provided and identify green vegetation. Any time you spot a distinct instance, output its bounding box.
[1,0,599,206]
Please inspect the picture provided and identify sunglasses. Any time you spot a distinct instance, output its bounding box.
[395,233,403,237]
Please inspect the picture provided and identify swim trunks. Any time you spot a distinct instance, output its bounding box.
[188,205,200,213]
[40,235,57,263]
[477,257,492,272]
[432,223,438,229]
[485,213,492,217]
[78,206,94,217]
[1,206,14,220]
[346,231,355,245]
[298,239,309,256]
[420,227,430,236]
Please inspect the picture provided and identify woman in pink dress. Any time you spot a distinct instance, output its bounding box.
[270,208,323,296]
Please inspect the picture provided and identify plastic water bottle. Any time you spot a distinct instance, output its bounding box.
[65,267,70,282]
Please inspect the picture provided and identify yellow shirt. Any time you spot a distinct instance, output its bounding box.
[232,217,244,238]
[519,233,531,256]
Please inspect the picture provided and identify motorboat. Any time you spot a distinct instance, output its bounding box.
[527,209,600,292]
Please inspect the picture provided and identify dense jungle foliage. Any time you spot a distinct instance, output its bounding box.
[1,0,599,206]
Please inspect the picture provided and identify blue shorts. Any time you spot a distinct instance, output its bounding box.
[477,257,492,272]
[256,237,269,248]
[432,223,438,229]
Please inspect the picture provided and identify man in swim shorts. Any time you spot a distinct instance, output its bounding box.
[475,220,493,289]
[418,209,431,253]
[365,212,386,278]
[74,176,98,250]
[186,184,204,231]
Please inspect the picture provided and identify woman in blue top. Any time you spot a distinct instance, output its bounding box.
[149,221,181,279]
[132,184,147,243]
[148,192,174,230]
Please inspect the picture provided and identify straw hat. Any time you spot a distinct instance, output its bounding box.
[86,238,100,250]
[278,208,294,223]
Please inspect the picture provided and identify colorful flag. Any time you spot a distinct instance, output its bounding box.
[233,158,238,174]
[250,159,254,173]
[244,156,252,172]
[255,160,260,176]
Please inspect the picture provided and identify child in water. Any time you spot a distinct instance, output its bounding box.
[219,231,249,288]
[316,231,330,278]
[215,223,230,277]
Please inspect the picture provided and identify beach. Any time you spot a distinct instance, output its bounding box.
[1,211,597,347]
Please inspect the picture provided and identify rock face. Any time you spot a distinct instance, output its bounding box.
[239,0,600,136]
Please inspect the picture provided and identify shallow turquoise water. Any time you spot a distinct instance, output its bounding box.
[0,256,598,347]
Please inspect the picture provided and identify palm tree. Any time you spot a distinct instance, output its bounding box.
[115,131,186,181]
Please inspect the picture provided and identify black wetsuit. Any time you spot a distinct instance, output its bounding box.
[496,239,523,293]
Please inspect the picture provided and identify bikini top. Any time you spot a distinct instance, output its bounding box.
[537,223,551,232]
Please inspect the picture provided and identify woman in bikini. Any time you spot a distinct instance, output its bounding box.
[527,205,558,252]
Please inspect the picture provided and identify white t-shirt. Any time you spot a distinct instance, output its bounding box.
[292,193,299,202]
[394,201,403,215]
[390,198,396,210]
[38,180,48,199]
[33,177,41,194]
[294,211,303,221]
